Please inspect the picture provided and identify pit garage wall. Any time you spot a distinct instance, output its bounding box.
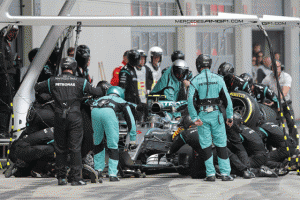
[25,0,299,119]
[30,0,131,85]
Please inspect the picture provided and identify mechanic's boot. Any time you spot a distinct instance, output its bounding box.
[4,163,17,178]
[222,175,234,181]
[98,171,103,183]
[243,169,255,179]
[71,180,87,186]
[58,178,67,186]
[275,168,289,176]
[109,176,120,182]
[204,176,216,182]
[215,172,222,179]
[259,166,278,178]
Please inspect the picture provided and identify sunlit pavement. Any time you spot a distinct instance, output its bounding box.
[1,170,300,200]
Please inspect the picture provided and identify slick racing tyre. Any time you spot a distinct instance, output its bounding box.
[259,103,279,125]
[230,91,261,129]
[175,145,193,176]
[189,152,206,179]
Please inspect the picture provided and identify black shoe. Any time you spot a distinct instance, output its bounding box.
[58,178,67,185]
[222,175,234,181]
[243,169,255,179]
[215,172,222,179]
[71,180,87,186]
[259,166,278,178]
[204,176,216,182]
[275,168,289,176]
[98,171,103,183]
[4,163,17,178]
[109,176,120,182]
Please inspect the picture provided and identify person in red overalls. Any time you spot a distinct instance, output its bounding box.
[110,50,129,86]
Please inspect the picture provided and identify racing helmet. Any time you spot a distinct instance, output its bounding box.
[60,57,77,74]
[218,62,234,76]
[179,115,194,130]
[75,45,90,68]
[137,49,147,63]
[97,80,112,95]
[106,86,125,99]
[172,59,189,82]
[171,50,185,62]
[240,73,254,86]
[148,46,163,64]
[196,54,212,73]
[127,49,141,67]
[28,48,39,63]
[5,25,19,42]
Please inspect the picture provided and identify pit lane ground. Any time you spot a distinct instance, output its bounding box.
[0,121,298,200]
[1,170,300,200]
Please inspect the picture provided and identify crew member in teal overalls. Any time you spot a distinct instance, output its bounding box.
[188,54,234,181]
[150,59,190,119]
[91,86,136,182]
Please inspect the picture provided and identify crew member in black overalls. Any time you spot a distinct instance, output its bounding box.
[217,62,252,94]
[35,57,103,186]
[0,25,19,138]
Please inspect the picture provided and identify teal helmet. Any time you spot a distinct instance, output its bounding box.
[106,86,125,99]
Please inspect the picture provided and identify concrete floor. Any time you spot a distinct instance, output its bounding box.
[1,171,300,200]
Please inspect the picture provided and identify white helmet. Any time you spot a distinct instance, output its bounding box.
[148,46,163,64]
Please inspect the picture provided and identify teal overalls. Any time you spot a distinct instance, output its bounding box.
[150,67,183,119]
[188,69,233,177]
[91,95,136,177]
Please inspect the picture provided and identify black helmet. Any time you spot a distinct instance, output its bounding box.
[137,49,147,67]
[28,48,39,63]
[75,45,90,68]
[61,57,77,74]
[5,25,19,42]
[240,73,253,85]
[172,59,189,82]
[127,49,141,67]
[178,115,194,130]
[218,62,234,76]
[97,80,112,95]
[196,54,212,73]
[171,50,185,62]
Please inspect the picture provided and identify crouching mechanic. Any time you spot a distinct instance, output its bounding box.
[35,57,104,186]
[240,73,279,110]
[91,86,136,182]
[150,59,190,119]
[188,54,234,181]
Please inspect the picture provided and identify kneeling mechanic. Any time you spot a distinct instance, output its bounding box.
[91,86,137,182]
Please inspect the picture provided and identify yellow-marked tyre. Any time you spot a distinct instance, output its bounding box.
[230,91,261,129]
[259,103,280,125]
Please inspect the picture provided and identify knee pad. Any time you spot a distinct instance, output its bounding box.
[94,140,105,155]
[216,147,228,159]
[203,145,213,161]
[107,148,119,161]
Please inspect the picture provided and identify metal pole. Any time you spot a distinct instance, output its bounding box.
[12,0,76,138]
